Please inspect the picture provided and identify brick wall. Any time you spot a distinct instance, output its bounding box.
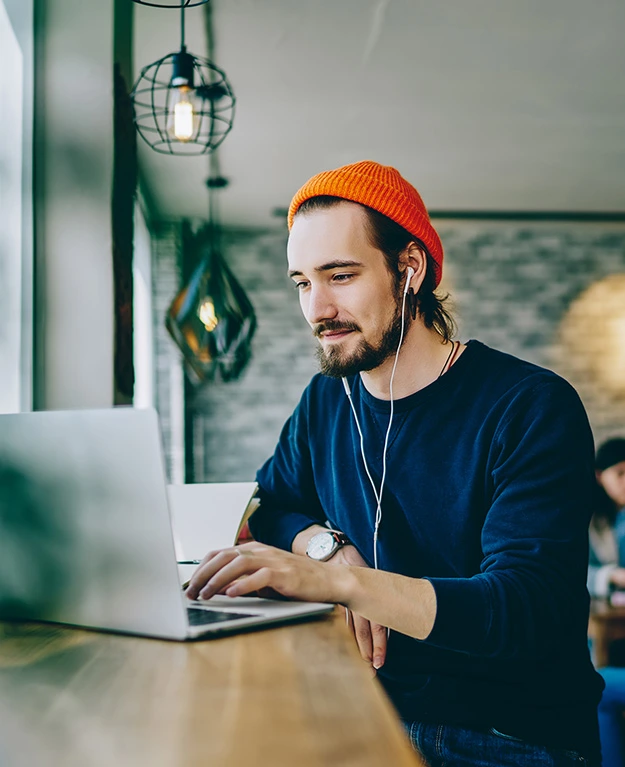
[440,221,625,445]
[187,229,318,481]
[151,221,625,481]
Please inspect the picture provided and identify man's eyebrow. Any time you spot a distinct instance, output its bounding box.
[287,260,364,279]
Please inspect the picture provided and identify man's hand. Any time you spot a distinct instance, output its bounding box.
[187,538,436,648]
[610,567,625,589]
[329,545,387,674]
[292,527,388,673]
[185,541,352,604]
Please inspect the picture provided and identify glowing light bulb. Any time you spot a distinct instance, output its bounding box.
[198,299,218,332]
[167,87,198,142]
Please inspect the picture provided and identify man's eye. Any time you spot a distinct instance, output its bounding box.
[332,273,353,282]
[294,281,309,291]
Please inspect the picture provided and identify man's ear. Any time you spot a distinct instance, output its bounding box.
[399,244,427,291]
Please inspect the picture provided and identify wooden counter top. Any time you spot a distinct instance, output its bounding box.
[0,610,423,766]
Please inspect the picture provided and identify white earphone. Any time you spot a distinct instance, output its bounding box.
[403,266,415,295]
[342,264,414,569]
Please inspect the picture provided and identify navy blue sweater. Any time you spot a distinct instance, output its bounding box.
[250,341,603,760]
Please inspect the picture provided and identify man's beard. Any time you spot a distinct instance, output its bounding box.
[313,297,405,378]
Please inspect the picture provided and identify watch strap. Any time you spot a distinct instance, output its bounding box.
[328,530,350,547]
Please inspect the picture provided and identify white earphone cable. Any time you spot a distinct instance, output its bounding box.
[373,284,409,568]
[342,269,412,570]
[342,378,382,511]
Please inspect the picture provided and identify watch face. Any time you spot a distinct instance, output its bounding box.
[307,533,336,560]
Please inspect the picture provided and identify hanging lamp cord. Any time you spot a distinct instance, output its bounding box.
[180,1,186,49]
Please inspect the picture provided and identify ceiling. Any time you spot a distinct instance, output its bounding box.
[133,0,625,228]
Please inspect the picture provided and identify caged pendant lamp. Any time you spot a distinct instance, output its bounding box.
[130,1,235,155]
[132,1,209,7]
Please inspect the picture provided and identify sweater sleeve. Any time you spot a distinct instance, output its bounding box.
[249,385,327,552]
[424,375,595,661]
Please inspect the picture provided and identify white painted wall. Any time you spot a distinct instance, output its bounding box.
[35,0,116,409]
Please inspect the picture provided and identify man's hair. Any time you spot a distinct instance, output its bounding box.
[294,196,456,342]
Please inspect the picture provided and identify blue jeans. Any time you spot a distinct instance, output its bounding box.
[404,722,594,766]
[597,667,625,767]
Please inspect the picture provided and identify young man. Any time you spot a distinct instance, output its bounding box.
[187,161,603,766]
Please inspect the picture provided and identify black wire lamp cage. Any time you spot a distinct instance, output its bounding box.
[131,1,209,9]
[131,3,235,155]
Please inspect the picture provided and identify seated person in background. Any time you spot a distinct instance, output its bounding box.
[589,437,625,600]
[187,161,604,767]
[588,438,625,767]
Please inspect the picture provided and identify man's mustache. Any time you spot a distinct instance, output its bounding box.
[312,320,361,339]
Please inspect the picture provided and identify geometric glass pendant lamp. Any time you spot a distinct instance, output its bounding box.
[130,2,235,155]
[165,178,257,383]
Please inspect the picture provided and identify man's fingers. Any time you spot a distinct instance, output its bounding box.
[194,542,268,575]
[344,611,387,670]
[187,549,252,599]
[370,622,387,670]
[224,568,273,597]
[351,612,373,664]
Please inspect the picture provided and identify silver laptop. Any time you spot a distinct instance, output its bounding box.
[0,407,333,639]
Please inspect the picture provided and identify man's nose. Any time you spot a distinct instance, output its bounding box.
[304,285,338,326]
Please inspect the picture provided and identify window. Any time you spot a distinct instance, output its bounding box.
[0,2,23,413]
[0,0,33,413]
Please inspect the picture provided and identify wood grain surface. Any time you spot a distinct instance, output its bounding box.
[0,610,424,766]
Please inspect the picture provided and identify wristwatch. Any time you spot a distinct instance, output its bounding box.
[306,530,351,562]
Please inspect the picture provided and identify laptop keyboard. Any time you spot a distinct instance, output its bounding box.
[187,607,256,626]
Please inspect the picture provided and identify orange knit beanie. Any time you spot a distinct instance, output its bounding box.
[288,160,444,287]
